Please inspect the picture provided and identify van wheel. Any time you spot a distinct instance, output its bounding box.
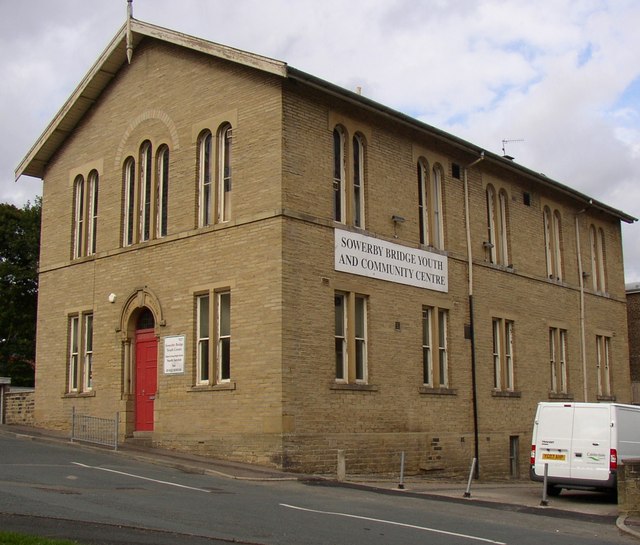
[547,484,561,497]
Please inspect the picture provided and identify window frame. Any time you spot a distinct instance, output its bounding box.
[196,293,211,385]
[543,206,563,280]
[217,291,231,382]
[549,327,568,395]
[492,317,516,393]
[589,225,607,293]
[334,291,368,384]
[422,307,432,386]
[217,124,232,224]
[123,157,136,246]
[198,130,213,227]
[437,309,448,388]
[68,311,93,394]
[86,171,99,256]
[139,140,153,242]
[156,145,169,238]
[72,175,85,259]
[333,127,346,223]
[431,165,444,249]
[417,160,429,246]
[596,334,611,397]
[353,133,365,229]
[195,289,232,386]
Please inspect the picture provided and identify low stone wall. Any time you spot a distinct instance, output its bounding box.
[4,390,35,426]
[618,459,640,514]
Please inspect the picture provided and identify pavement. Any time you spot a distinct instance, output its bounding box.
[1,424,639,540]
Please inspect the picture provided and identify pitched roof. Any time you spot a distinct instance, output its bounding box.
[15,19,286,181]
[15,18,636,224]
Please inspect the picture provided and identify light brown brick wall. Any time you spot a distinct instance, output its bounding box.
[32,36,632,477]
[628,292,640,384]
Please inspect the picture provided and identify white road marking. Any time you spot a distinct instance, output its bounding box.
[280,503,507,544]
[71,462,211,493]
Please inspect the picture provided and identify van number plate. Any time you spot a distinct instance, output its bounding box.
[542,453,566,461]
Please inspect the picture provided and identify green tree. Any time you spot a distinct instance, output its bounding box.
[0,198,41,386]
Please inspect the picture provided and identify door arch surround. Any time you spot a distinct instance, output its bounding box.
[118,287,165,435]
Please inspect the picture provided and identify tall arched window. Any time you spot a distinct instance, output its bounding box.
[431,165,443,248]
[417,160,429,245]
[218,123,232,223]
[485,185,497,263]
[589,224,606,292]
[73,175,85,259]
[543,206,563,280]
[198,130,213,227]
[353,133,365,228]
[156,145,169,238]
[123,157,136,246]
[139,141,153,242]
[553,210,563,280]
[87,170,99,255]
[333,126,346,223]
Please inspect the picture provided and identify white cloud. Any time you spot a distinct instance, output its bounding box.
[2,0,640,279]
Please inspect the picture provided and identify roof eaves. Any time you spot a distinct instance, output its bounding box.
[132,20,287,78]
[15,19,288,181]
[286,66,637,224]
[15,22,130,180]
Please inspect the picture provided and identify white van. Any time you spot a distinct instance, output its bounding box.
[530,402,640,495]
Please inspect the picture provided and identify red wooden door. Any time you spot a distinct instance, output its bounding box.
[135,328,157,431]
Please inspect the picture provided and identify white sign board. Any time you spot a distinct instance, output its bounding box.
[335,229,448,292]
[163,335,185,375]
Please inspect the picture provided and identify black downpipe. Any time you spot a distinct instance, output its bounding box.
[469,294,480,478]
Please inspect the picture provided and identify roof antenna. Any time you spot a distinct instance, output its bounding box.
[126,0,134,64]
[501,139,523,161]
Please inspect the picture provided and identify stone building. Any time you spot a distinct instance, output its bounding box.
[16,17,636,478]
[627,283,640,402]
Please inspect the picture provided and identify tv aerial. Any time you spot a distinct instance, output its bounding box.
[501,139,524,161]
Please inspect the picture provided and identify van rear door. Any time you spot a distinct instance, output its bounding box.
[570,404,610,482]
[534,403,573,478]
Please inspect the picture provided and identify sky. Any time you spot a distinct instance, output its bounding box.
[2,0,640,281]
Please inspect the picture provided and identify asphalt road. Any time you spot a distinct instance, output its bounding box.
[0,434,634,545]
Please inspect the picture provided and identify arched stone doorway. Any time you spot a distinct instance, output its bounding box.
[118,287,165,436]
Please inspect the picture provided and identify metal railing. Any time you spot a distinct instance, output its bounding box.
[70,407,119,450]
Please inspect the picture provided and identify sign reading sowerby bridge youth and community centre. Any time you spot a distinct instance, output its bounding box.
[334,229,448,293]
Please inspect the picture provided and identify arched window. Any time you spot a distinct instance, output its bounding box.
[156,145,169,238]
[589,225,606,292]
[353,133,365,228]
[553,210,563,280]
[498,190,509,266]
[139,141,153,242]
[333,126,346,223]
[431,165,443,248]
[417,160,429,245]
[543,206,563,280]
[87,170,99,255]
[123,157,136,246]
[73,175,85,259]
[198,130,213,227]
[485,185,497,263]
[218,123,232,223]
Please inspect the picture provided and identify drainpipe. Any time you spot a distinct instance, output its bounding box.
[464,151,485,478]
[575,206,590,401]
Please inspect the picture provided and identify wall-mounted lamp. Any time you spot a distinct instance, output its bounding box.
[108,293,117,304]
[482,241,494,249]
[392,215,405,238]
[582,271,591,278]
